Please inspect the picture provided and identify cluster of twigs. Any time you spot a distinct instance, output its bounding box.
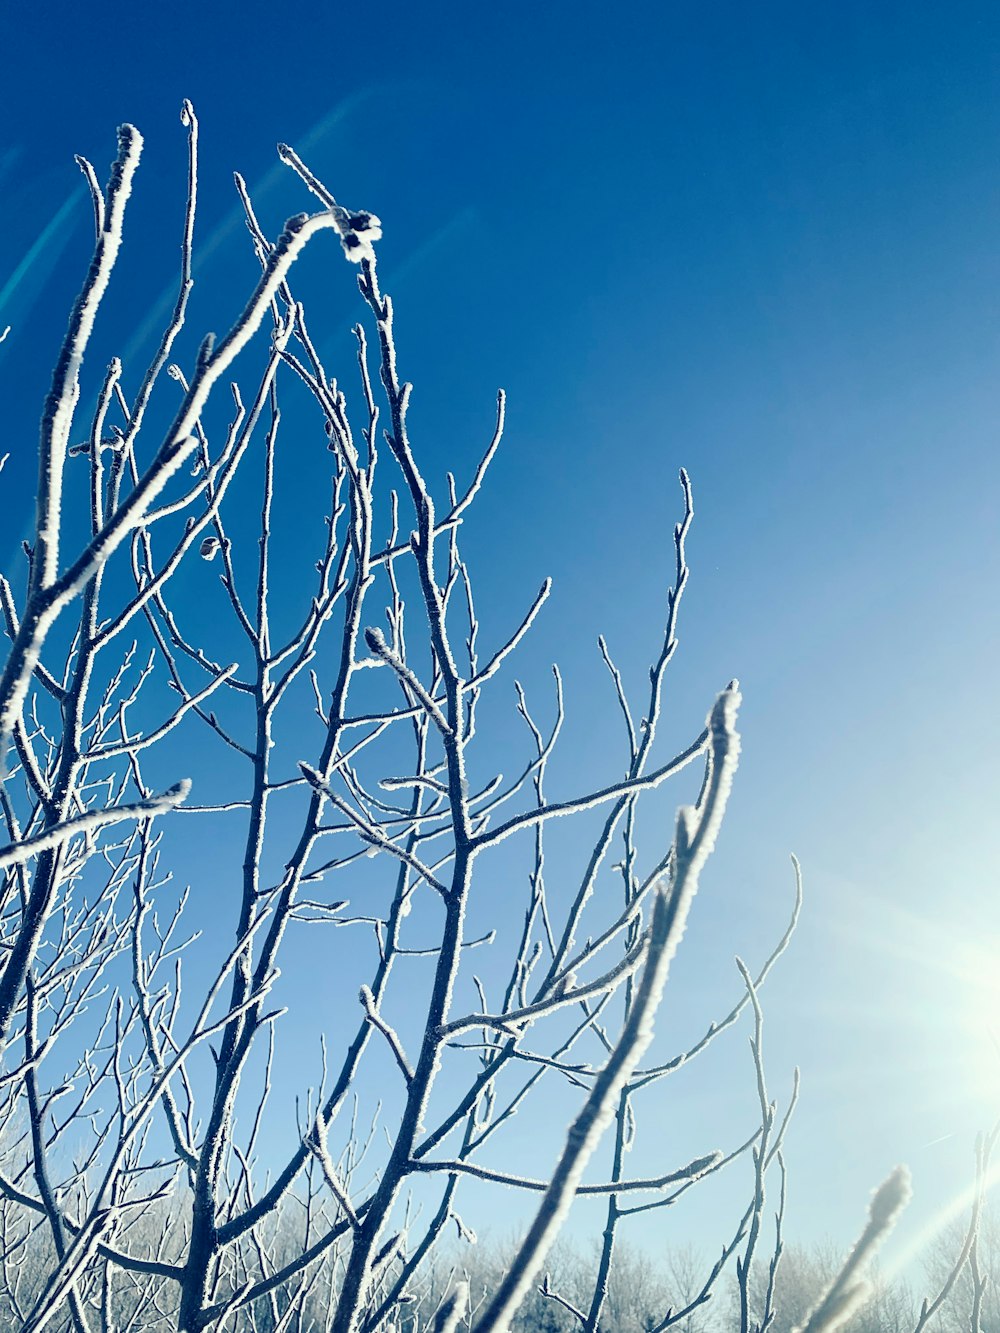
[2,103,972,1333]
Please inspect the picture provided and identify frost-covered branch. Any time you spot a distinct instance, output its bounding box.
[0,109,844,1333]
[0,781,191,870]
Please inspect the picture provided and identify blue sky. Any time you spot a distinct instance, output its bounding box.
[2,0,1000,1291]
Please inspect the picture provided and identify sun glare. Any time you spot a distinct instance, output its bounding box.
[957,942,1000,1104]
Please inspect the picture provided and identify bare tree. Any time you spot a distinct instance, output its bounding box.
[412,1236,717,1333]
[909,1126,1000,1333]
[0,104,813,1333]
[741,1242,915,1333]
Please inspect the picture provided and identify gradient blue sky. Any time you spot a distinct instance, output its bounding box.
[2,0,1000,1286]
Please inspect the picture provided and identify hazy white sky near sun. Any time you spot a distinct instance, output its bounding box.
[1,0,999,1284]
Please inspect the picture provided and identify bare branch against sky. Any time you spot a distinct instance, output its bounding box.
[1,9,998,1325]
